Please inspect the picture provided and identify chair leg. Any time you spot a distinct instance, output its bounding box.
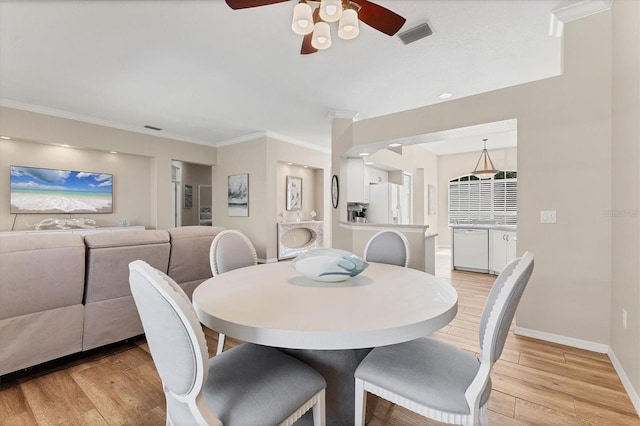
[354,378,367,426]
[164,386,173,426]
[312,389,326,426]
[479,406,489,426]
[216,333,226,355]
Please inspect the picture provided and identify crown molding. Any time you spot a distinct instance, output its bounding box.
[214,131,269,147]
[549,0,613,37]
[552,0,613,23]
[215,130,330,153]
[265,131,331,153]
[328,110,360,121]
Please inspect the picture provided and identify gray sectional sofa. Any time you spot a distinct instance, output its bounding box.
[0,226,224,376]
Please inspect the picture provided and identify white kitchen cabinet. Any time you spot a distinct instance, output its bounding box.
[489,229,517,274]
[346,158,370,203]
[367,167,388,184]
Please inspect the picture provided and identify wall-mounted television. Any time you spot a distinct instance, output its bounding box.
[10,165,113,214]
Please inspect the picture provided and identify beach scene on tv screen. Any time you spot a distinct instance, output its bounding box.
[10,166,113,214]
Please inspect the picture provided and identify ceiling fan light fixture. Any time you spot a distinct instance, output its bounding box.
[319,0,342,22]
[338,8,359,40]
[471,139,499,179]
[311,21,332,49]
[292,2,314,35]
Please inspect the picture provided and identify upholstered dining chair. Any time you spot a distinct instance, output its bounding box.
[354,251,535,426]
[363,230,410,267]
[209,229,257,354]
[129,260,326,426]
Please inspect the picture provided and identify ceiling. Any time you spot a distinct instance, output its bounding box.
[0,0,583,154]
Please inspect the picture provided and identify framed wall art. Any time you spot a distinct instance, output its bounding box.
[228,174,249,217]
[184,184,193,209]
[428,184,437,216]
[286,176,302,211]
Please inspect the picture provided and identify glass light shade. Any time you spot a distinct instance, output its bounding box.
[471,149,498,179]
[338,9,359,40]
[319,0,342,22]
[291,3,314,35]
[311,21,332,50]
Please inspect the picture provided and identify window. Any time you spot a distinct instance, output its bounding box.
[448,171,517,225]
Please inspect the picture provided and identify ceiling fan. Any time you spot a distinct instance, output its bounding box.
[225,0,406,54]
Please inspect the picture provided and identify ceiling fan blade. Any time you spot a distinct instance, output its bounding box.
[301,32,318,55]
[225,0,289,10]
[356,0,406,36]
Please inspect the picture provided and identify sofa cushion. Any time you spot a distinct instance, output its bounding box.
[0,305,84,375]
[167,226,224,288]
[84,230,170,303]
[82,295,144,351]
[84,230,169,249]
[0,234,85,319]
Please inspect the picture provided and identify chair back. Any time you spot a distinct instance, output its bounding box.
[129,260,214,421]
[209,230,257,276]
[479,251,534,363]
[364,230,410,267]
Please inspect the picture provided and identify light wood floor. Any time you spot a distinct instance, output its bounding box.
[1,250,638,425]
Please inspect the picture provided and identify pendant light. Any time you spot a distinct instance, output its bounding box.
[338,8,359,40]
[311,21,332,49]
[291,2,314,35]
[319,0,342,22]
[471,138,499,179]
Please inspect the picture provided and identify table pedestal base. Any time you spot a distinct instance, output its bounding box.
[280,348,376,426]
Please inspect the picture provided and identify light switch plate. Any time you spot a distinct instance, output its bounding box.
[540,210,557,223]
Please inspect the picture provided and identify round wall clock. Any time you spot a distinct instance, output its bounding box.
[331,175,339,209]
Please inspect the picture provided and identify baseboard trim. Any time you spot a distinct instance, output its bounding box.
[608,348,640,417]
[513,326,609,353]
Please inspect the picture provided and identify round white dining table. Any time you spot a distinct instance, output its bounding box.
[192,261,458,425]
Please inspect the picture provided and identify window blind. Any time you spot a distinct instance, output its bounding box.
[448,171,517,225]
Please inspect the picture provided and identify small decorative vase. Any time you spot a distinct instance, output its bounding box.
[291,248,369,282]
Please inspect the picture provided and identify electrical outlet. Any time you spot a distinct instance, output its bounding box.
[623,309,627,330]
[540,210,557,223]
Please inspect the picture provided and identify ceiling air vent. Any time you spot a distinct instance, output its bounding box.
[398,22,433,45]
[144,125,162,131]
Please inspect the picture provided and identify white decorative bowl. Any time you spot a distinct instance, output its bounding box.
[291,248,369,282]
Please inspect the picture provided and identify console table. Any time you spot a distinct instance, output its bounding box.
[0,226,145,236]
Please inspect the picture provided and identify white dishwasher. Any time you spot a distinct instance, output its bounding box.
[452,228,489,273]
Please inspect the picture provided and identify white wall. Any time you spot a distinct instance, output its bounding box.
[212,137,268,259]
[610,0,640,408]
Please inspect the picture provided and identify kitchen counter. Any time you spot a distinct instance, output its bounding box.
[340,222,429,232]
[450,224,517,232]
